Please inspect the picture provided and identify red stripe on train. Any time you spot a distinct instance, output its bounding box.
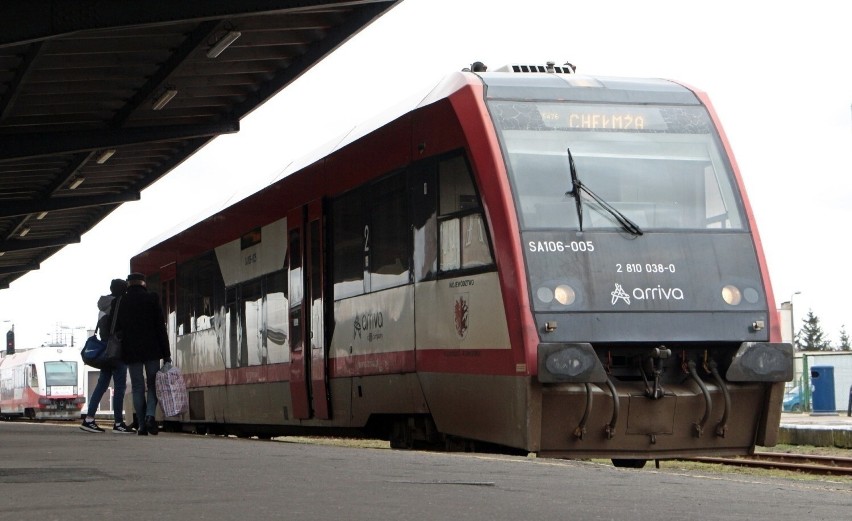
[181,348,518,388]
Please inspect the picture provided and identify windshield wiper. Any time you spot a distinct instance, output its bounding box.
[566,147,643,236]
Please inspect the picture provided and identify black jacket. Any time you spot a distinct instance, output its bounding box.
[114,284,171,364]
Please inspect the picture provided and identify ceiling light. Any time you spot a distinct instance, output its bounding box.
[152,89,178,110]
[36,211,48,220]
[69,177,85,190]
[207,31,241,58]
[96,149,116,164]
[19,227,30,237]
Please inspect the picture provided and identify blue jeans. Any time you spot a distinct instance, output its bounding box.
[86,363,128,423]
[128,359,161,422]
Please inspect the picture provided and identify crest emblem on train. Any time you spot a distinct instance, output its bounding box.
[611,283,631,305]
[454,294,469,339]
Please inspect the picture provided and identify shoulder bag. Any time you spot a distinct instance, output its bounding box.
[80,330,109,369]
[103,296,123,366]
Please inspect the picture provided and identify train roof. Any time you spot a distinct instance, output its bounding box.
[133,70,703,261]
[133,71,477,254]
[0,345,81,367]
[478,72,700,104]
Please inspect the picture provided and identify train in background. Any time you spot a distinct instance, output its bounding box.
[131,62,792,466]
[0,345,86,420]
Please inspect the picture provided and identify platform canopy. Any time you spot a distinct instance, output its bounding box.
[0,0,400,289]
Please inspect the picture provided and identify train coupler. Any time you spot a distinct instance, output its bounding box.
[641,346,670,400]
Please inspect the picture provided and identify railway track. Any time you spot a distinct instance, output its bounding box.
[687,452,852,476]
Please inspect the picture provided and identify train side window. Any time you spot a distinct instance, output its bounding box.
[264,269,288,364]
[177,252,224,335]
[195,253,220,331]
[225,287,237,368]
[409,161,438,282]
[241,279,262,366]
[369,173,410,291]
[437,154,494,273]
[332,189,366,299]
[177,258,194,335]
[29,364,37,387]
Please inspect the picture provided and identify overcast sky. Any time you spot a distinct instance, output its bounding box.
[2,0,850,350]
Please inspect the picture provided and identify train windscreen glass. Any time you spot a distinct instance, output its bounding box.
[44,361,77,386]
[490,102,745,231]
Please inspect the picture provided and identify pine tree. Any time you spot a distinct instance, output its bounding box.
[839,325,851,351]
[795,309,832,351]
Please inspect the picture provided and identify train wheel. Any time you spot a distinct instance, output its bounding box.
[443,435,475,452]
[389,419,414,449]
[611,459,647,469]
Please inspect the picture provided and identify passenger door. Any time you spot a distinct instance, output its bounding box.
[287,200,331,420]
[288,207,310,419]
[307,201,330,419]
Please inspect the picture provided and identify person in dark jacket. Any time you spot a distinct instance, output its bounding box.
[115,272,171,436]
[80,278,134,434]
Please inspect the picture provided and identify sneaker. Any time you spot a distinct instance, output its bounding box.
[137,428,148,436]
[145,416,159,436]
[80,419,104,433]
[113,422,134,433]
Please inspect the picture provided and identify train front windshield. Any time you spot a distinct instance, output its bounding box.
[44,361,77,387]
[490,101,745,232]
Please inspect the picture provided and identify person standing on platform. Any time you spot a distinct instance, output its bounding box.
[80,278,134,433]
[114,272,171,436]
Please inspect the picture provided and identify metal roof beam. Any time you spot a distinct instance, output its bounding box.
[0,1,390,47]
[0,262,40,275]
[0,41,44,121]
[0,234,80,253]
[111,20,220,127]
[0,121,239,161]
[227,1,391,121]
[0,192,141,218]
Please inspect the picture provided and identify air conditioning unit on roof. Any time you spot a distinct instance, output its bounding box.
[493,61,576,74]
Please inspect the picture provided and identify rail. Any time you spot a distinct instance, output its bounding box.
[686,452,852,476]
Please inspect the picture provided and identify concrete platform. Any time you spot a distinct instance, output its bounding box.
[776,412,852,448]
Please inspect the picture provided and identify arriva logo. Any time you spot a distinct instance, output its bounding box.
[353,311,383,340]
[611,283,684,305]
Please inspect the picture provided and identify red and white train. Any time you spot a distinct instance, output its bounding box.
[131,63,792,465]
[0,346,86,420]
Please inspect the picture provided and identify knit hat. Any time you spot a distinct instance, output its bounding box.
[127,272,146,282]
[109,278,128,296]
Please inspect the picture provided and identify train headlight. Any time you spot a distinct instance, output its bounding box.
[554,285,576,305]
[537,286,554,303]
[536,284,577,306]
[727,342,794,382]
[537,343,607,383]
[743,287,760,304]
[722,285,742,305]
